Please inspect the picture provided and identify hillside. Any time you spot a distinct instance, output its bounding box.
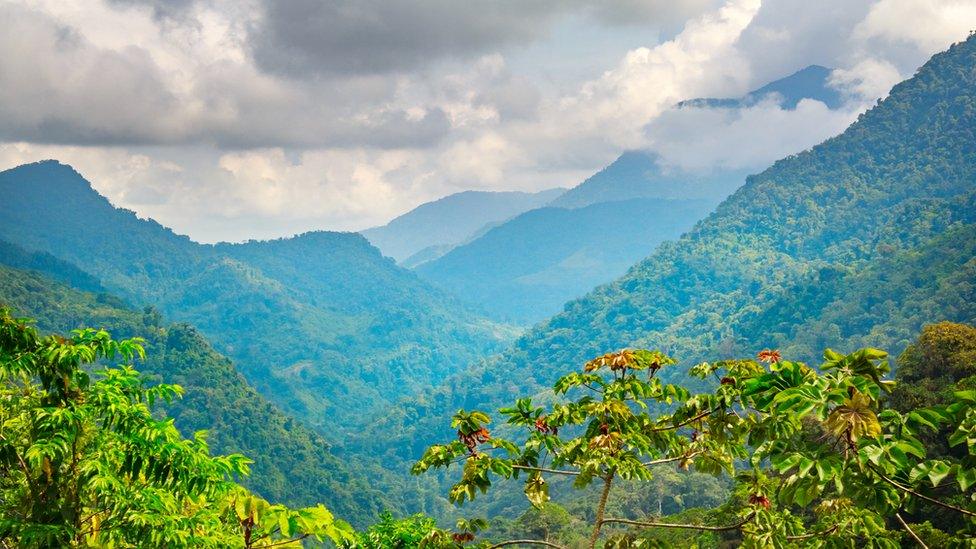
[0,264,391,526]
[0,163,515,433]
[361,188,565,262]
[417,198,713,324]
[360,34,976,487]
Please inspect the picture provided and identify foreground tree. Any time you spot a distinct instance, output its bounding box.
[0,308,354,548]
[415,345,976,547]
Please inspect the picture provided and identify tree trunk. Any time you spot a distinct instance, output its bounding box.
[588,471,615,549]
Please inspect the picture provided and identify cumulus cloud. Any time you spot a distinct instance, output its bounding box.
[0,2,453,149]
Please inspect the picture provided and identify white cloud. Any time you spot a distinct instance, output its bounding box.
[645,98,864,173]
[855,0,976,53]
[829,58,903,101]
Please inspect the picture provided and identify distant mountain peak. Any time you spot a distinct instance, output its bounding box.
[677,64,843,110]
[361,187,567,262]
[3,159,88,183]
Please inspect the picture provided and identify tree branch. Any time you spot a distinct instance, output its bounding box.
[512,464,579,476]
[600,512,755,532]
[896,513,929,549]
[642,452,699,467]
[258,533,311,548]
[872,467,976,517]
[489,541,567,549]
[648,409,714,432]
[785,525,838,540]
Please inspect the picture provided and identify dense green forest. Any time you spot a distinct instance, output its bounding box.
[0,264,392,526]
[2,304,974,546]
[0,162,515,436]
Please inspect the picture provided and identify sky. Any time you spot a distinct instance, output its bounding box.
[1,0,974,242]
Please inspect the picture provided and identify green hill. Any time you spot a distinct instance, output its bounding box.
[0,264,391,526]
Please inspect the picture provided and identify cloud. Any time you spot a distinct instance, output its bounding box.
[0,4,185,146]
[829,58,903,101]
[855,0,976,53]
[0,2,456,149]
[248,0,722,77]
[644,98,864,173]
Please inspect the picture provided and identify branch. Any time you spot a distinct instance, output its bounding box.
[258,533,311,548]
[489,541,566,549]
[642,452,699,467]
[872,467,976,518]
[896,513,929,549]
[513,464,579,476]
[648,409,714,432]
[600,512,754,532]
[785,525,838,540]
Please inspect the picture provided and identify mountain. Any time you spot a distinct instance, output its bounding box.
[361,188,565,262]
[676,64,844,110]
[0,264,391,526]
[414,65,858,325]
[362,34,976,491]
[549,66,849,212]
[416,198,713,324]
[547,151,747,210]
[0,161,515,436]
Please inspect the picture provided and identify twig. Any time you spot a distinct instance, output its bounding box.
[648,409,714,432]
[259,533,311,548]
[872,467,976,517]
[785,525,838,540]
[642,452,699,467]
[600,512,755,532]
[512,464,578,476]
[896,513,929,549]
[489,541,566,548]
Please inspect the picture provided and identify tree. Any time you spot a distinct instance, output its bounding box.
[414,346,976,547]
[0,308,354,548]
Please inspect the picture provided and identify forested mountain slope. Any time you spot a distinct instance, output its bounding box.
[0,163,514,433]
[361,188,565,262]
[415,65,854,325]
[417,198,713,324]
[362,35,976,473]
[0,264,391,526]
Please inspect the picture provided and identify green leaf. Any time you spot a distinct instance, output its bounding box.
[524,473,549,508]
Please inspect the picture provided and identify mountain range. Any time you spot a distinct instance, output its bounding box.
[406,64,848,324]
[356,34,976,517]
[0,161,515,438]
[361,188,564,263]
[1,36,975,528]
